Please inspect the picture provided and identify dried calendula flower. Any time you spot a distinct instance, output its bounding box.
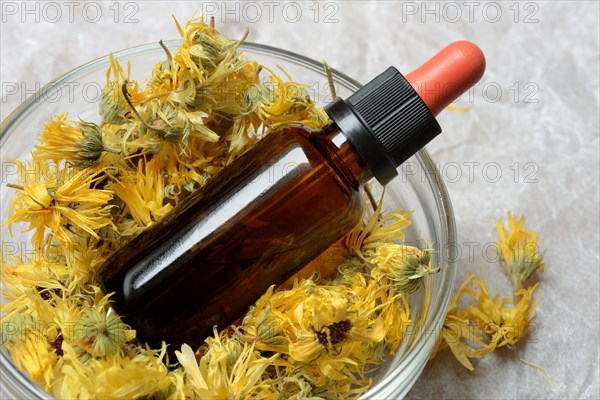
[99,56,140,125]
[1,314,56,386]
[345,191,433,294]
[74,308,134,358]
[430,275,490,371]
[430,211,547,377]
[107,158,173,229]
[431,273,540,370]
[237,271,396,392]
[34,113,119,167]
[5,161,114,246]
[255,67,328,129]
[346,190,412,258]
[122,81,220,152]
[176,338,277,399]
[149,40,175,95]
[371,243,439,294]
[55,342,175,399]
[76,121,118,166]
[468,278,539,350]
[496,212,545,290]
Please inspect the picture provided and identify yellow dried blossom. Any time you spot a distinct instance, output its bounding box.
[108,158,173,230]
[255,67,329,129]
[5,161,114,246]
[99,56,142,125]
[345,191,433,294]
[74,308,134,358]
[430,275,486,370]
[237,270,404,395]
[34,113,118,167]
[149,40,175,96]
[176,338,277,399]
[150,141,217,197]
[432,273,540,370]
[63,234,118,288]
[1,314,56,386]
[54,342,175,399]
[0,251,67,309]
[346,190,412,257]
[122,82,220,149]
[496,212,544,290]
[366,243,439,294]
[467,278,539,349]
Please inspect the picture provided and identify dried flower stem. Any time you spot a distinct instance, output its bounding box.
[364,184,379,212]
[6,183,46,207]
[158,39,172,62]
[6,183,24,191]
[254,65,263,84]
[323,61,337,99]
[121,81,168,136]
[139,92,174,106]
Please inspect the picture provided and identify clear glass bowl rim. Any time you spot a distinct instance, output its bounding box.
[0,40,457,399]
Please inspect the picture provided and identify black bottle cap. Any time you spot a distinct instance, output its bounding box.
[325,67,441,185]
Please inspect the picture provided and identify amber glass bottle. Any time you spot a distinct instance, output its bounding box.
[98,42,485,351]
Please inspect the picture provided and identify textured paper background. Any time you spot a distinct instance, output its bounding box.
[1,1,598,399]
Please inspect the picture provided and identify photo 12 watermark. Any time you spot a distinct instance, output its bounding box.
[2,80,105,105]
[401,160,540,185]
[1,78,540,108]
[415,80,540,105]
[399,1,540,24]
[1,1,140,24]
[1,236,541,272]
[197,1,340,24]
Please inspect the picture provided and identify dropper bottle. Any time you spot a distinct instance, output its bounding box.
[98,41,486,351]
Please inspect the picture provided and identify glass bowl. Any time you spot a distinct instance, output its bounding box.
[0,41,457,399]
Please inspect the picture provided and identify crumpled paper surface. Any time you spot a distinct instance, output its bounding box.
[1,1,598,398]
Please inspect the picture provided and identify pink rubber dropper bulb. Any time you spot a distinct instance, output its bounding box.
[406,41,486,116]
